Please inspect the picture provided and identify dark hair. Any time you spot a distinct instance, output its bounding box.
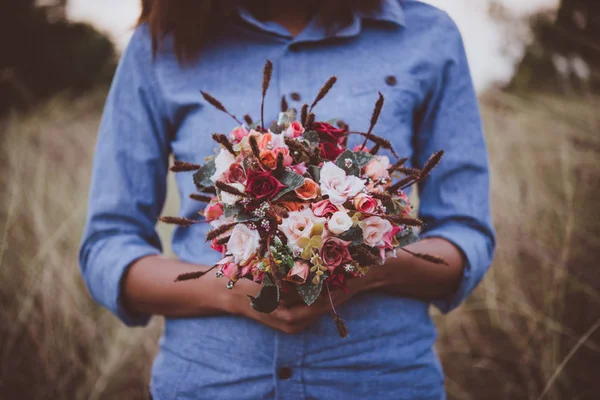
[139,0,382,63]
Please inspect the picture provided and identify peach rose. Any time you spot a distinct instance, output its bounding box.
[286,260,309,284]
[364,155,391,181]
[259,150,278,170]
[295,178,319,200]
[311,199,341,218]
[358,216,393,247]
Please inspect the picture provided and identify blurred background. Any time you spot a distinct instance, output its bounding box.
[1,0,599,399]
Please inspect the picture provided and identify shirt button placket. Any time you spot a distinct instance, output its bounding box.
[272,44,307,400]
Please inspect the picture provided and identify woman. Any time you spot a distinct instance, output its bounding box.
[79,1,495,398]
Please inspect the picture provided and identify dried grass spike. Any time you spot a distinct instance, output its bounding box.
[200,186,217,195]
[189,193,213,203]
[420,150,444,179]
[159,216,196,227]
[387,176,414,193]
[333,312,349,339]
[170,161,201,172]
[389,157,409,172]
[201,91,242,125]
[367,92,384,134]
[206,222,237,242]
[300,104,308,126]
[281,95,289,112]
[306,113,315,129]
[397,167,421,177]
[211,133,236,156]
[310,76,337,111]
[174,265,218,282]
[215,181,248,198]
[401,248,448,265]
[261,60,273,130]
[244,114,254,126]
[249,135,261,159]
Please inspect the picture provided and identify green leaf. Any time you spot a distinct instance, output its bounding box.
[354,151,374,168]
[192,159,216,190]
[396,228,420,248]
[272,170,305,201]
[296,279,323,306]
[248,273,280,313]
[303,130,319,144]
[269,121,284,134]
[277,109,297,126]
[335,150,360,176]
[308,165,321,182]
[223,204,241,218]
[338,226,364,245]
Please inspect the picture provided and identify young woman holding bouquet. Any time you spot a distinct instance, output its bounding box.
[80,1,495,398]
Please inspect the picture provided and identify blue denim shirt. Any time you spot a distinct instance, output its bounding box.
[80,1,495,398]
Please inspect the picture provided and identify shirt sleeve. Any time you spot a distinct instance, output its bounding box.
[414,17,496,314]
[78,26,170,326]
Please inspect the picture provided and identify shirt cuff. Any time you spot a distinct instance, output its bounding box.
[81,234,161,326]
[420,222,492,314]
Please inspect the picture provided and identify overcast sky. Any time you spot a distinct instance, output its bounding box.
[67,0,559,91]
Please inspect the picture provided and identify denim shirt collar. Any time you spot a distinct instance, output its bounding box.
[234,0,405,42]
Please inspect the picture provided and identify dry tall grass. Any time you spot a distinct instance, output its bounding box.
[0,89,598,399]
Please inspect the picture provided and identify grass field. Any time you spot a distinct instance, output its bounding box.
[0,89,598,399]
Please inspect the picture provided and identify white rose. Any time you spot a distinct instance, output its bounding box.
[227,224,260,264]
[210,149,236,183]
[220,182,245,206]
[328,211,353,235]
[279,208,326,250]
[319,162,365,205]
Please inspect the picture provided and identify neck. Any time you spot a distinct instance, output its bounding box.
[252,0,320,37]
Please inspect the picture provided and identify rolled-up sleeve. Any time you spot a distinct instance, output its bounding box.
[79,26,169,326]
[414,17,496,314]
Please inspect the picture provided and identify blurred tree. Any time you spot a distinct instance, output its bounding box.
[508,0,600,93]
[0,0,116,113]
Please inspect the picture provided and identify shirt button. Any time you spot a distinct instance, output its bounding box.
[278,367,293,380]
[385,75,397,86]
[290,92,301,101]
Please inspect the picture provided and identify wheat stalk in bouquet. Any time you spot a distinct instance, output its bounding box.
[161,60,445,338]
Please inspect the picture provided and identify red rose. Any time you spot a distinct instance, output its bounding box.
[313,122,346,144]
[326,271,348,293]
[319,142,344,161]
[320,237,352,272]
[245,170,286,201]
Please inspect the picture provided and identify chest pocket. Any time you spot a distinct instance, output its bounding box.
[348,74,420,139]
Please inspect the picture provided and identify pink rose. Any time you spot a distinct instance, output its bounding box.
[364,155,391,181]
[230,125,249,143]
[210,238,226,253]
[359,216,393,247]
[217,256,239,280]
[285,121,305,138]
[320,237,352,272]
[311,199,340,218]
[223,162,246,184]
[204,199,224,221]
[353,193,380,214]
[286,260,309,284]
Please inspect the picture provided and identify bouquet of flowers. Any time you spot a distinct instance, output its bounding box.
[161,61,445,338]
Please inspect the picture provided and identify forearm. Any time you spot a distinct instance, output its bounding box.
[121,255,228,318]
[369,238,465,301]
